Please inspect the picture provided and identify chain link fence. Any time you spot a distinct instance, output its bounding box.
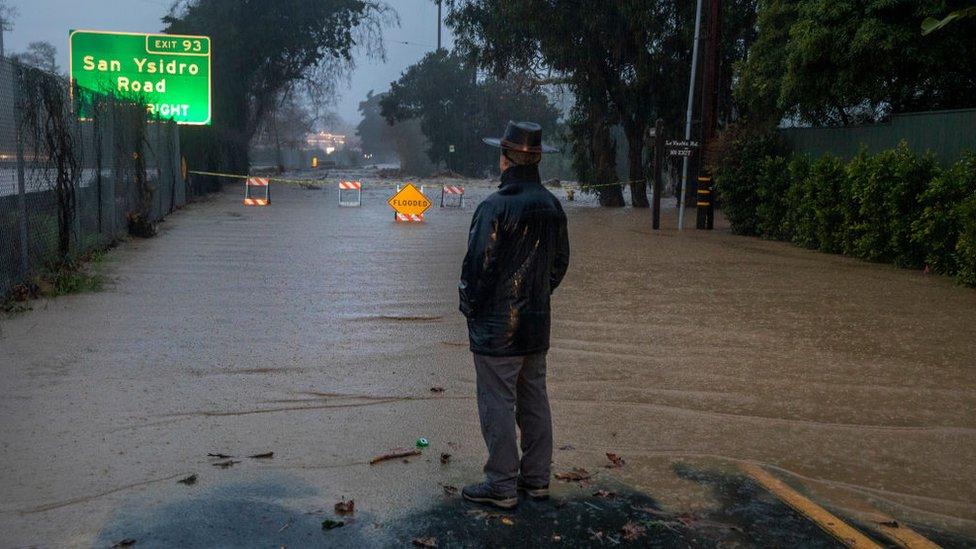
[0,56,184,298]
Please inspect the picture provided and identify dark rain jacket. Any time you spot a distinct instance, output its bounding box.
[459,164,570,357]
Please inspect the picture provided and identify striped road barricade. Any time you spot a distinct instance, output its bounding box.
[338,180,363,207]
[440,185,465,208]
[243,177,270,206]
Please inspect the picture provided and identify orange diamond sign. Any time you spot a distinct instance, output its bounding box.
[388,183,432,216]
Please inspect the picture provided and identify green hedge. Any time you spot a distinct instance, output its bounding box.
[715,139,976,287]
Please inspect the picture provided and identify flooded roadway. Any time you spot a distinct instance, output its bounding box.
[1,172,974,547]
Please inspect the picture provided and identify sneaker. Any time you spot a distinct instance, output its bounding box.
[517,479,550,500]
[462,482,518,509]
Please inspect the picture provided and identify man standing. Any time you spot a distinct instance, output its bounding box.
[459,121,570,509]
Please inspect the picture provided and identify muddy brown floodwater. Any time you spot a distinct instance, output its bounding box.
[1,173,974,548]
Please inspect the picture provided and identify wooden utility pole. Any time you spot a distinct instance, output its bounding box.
[700,0,722,161]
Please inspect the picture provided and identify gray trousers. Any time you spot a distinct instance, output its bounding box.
[473,352,553,496]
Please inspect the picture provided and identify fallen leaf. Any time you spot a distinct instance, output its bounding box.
[334,499,355,515]
[177,474,197,485]
[593,490,616,499]
[439,453,451,465]
[249,452,274,459]
[621,521,647,541]
[212,460,240,469]
[369,448,422,465]
[429,387,445,393]
[605,453,625,468]
[322,519,344,530]
[412,537,438,547]
[554,467,592,482]
[111,539,136,548]
[207,453,234,459]
[500,517,514,526]
[442,485,458,497]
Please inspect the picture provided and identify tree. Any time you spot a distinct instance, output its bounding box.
[448,0,710,207]
[14,41,59,73]
[357,90,397,163]
[737,0,976,126]
[162,0,390,184]
[380,50,558,177]
[252,92,316,171]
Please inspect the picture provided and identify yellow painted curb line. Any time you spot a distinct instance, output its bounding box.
[871,518,941,549]
[740,463,881,548]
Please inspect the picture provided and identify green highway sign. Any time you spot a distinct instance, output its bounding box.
[69,29,211,125]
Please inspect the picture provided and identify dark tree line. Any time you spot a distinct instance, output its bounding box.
[736,0,976,127]
[378,50,559,178]
[446,0,757,207]
[162,0,390,189]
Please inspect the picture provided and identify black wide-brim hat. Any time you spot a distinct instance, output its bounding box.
[483,121,559,154]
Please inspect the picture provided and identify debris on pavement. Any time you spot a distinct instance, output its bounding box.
[321,519,344,530]
[500,517,514,526]
[334,499,355,516]
[412,536,438,547]
[558,444,575,451]
[111,539,136,548]
[621,521,647,541]
[429,387,445,393]
[212,460,240,469]
[442,485,458,497]
[369,447,422,465]
[177,474,197,485]
[582,501,604,511]
[416,437,430,448]
[207,453,234,459]
[554,467,592,482]
[439,453,451,464]
[605,453,625,468]
[248,452,274,459]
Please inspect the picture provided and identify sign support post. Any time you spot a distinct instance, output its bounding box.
[652,118,664,230]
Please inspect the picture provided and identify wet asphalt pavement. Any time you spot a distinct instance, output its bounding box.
[1,171,974,547]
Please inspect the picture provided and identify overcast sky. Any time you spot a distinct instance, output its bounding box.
[3,0,453,126]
